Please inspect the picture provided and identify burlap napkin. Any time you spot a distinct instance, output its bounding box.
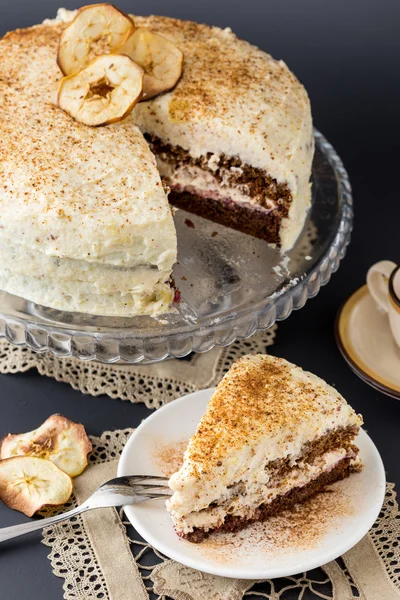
[42,429,400,600]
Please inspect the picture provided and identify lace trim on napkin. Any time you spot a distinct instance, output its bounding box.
[42,429,400,600]
[0,327,276,408]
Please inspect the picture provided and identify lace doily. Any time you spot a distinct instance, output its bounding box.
[0,327,276,408]
[42,429,400,600]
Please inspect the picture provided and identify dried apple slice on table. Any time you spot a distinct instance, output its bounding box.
[58,54,144,126]
[0,414,92,477]
[0,457,73,517]
[58,3,135,75]
[117,27,183,99]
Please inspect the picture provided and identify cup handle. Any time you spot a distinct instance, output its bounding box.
[366,260,397,313]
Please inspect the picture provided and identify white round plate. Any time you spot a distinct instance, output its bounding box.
[118,388,386,579]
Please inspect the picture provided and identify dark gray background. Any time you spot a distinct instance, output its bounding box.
[0,1,399,598]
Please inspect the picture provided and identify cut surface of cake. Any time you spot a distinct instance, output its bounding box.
[0,20,177,317]
[167,354,363,542]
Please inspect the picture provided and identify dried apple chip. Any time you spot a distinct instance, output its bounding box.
[117,27,183,100]
[58,54,144,127]
[58,3,135,76]
[0,456,73,517]
[0,414,92,478]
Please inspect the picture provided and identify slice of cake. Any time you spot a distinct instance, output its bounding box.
[167,354,363,542]
[132,15,314,249]
[0,20,177,317]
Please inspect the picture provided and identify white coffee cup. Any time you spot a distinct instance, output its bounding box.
[367,260,400,348]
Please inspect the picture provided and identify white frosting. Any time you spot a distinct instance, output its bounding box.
[0,16,177,316]
[0,123,176,268]
[0,269,172,317]
[0,239,169,294]
[42,7,74,24]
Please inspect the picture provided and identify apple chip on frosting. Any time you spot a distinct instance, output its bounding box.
[117,27,183,100]
[58,53,144,126]
[57,3,183,125]
[58,3,135,75]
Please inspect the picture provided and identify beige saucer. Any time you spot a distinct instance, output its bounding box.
[336,285,400,399]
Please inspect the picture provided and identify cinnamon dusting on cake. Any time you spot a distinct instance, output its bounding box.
[132,15,303,127]
[183,355,363,478]
[0,24,161,209]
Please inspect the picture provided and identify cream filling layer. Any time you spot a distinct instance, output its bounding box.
[156,158,276,209]
[169,448,353,534]
[157,158,311,246]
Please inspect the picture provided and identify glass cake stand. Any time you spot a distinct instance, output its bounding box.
[0,130,353,364]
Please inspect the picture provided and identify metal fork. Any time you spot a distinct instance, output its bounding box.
[0,475,171,543]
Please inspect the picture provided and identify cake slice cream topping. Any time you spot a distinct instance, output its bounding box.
[167,354,363,535]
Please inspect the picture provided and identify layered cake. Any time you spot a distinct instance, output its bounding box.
[167,354,363,541]
[0,6,313,316]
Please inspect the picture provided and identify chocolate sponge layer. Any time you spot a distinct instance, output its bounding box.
[145,134,293,245]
